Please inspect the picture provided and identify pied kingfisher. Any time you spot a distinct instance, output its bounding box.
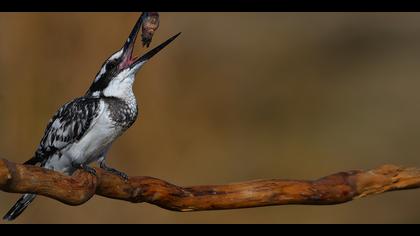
[3,14,180,221]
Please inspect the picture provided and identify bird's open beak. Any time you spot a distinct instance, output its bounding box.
[119,15,180,70]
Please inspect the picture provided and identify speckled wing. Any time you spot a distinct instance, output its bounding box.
[26,97,102,165]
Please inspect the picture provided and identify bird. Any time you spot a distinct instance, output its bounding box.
[3,14,180,221]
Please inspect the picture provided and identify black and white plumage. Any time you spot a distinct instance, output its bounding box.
[3,14,180,221]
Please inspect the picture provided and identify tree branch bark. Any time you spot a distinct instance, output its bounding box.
[1,158,420,211]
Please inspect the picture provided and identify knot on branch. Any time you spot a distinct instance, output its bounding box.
[0,159,97,205]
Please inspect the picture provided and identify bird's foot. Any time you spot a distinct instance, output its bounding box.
[73,163,97,176]
[100,163,129,181]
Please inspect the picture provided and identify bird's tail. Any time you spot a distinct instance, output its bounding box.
[3,194,37,221]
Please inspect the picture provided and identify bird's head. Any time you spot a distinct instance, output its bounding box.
[87,15,180,98]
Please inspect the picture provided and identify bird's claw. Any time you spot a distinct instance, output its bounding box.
[108,168,129,181]
[84,166,97,176]
[114,170,129,181]
[100,163,129,181]
[73,163,97,176]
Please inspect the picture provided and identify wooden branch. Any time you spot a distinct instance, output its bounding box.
[1,158,420,211]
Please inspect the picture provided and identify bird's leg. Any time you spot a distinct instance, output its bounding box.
[99,160,129,181]
[97,148,129,181]
[72,162,97,176]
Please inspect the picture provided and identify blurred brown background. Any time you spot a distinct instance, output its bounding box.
[1,13,420,223]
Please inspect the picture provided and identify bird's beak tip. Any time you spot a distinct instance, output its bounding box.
[119,14,181,70]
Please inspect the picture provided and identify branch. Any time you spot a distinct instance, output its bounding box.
[1,159,420,211]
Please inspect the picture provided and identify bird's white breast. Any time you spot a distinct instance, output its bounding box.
[44,100,124,173]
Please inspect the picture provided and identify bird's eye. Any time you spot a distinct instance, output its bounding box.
[106,61,117,70]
